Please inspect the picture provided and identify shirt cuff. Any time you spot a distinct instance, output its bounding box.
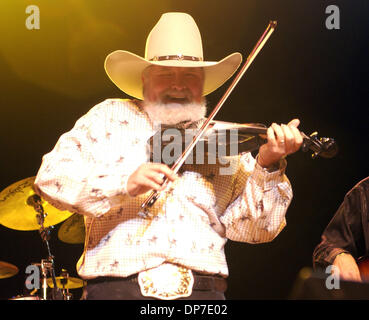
[251,156,287,190]
[327,248,351,265]
[122,174,135,198]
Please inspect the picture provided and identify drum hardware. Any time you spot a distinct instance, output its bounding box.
[0,177,84,300]
[27,194,63,300]
[46,269,86,300]
[47,273,86,290]
[59,269,73,300]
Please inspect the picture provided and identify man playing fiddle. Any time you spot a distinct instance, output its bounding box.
[34,12,303,300]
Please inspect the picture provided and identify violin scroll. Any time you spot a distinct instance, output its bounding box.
[301,132,338,159]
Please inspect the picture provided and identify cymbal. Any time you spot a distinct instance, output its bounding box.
[0,177,73,231]
[58,213,85,244]
[0,261,19,279]
[47,276,86,289]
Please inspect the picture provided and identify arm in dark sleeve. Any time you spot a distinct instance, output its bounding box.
[313,190,365,270]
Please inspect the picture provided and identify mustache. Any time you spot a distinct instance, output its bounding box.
[159,90,193,104]
[142,100,207,125]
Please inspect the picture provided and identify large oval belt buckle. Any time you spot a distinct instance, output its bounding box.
[138,263,194,300]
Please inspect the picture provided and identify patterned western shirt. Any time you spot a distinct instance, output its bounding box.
[34,98,292,279]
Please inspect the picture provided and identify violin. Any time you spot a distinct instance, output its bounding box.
[149,120,337,161]
[140,21,337,216]
[202,120,337,159]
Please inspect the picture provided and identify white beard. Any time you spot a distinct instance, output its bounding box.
[142,101,207,126]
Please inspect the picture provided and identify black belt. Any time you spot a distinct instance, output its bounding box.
[87,272,227,293]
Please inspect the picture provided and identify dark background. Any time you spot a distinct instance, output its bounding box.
[0,0,368,300]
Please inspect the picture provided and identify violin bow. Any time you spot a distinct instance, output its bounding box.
[140,21,278,215]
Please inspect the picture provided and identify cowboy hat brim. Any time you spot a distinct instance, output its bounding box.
[104,50,242,100]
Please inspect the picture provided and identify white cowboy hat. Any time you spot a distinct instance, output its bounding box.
[104,12,242,100]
